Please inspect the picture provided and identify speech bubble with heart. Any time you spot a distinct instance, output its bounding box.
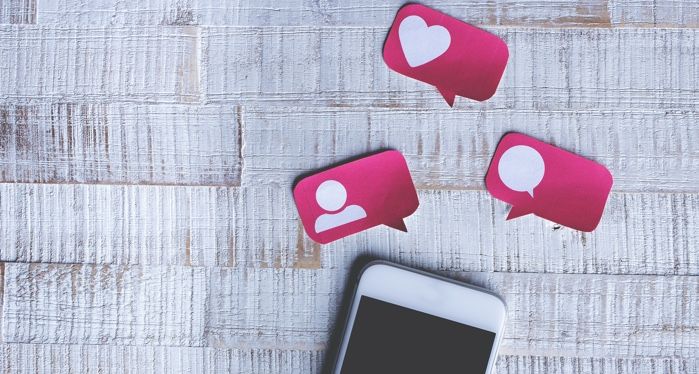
[384,4,509,106]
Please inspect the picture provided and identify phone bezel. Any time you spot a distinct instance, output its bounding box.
[332,261,507,374]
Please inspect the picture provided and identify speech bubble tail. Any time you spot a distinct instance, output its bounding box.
[527,189,535,198]
[437,87,456,107]
[385,219,408,232]
[506,205,531,220]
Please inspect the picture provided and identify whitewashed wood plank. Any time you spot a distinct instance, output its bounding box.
[2,263,207,346]
[0,183,236,266]
[206,267,345,349]
[0,344,693,374]
[36,0,194,25]
[235,186,699,275]
[31,0,608,27]
[210,351,699,374]
[0,0,35,23]
[243,107,699,192]
[194,0,610,27]
[31,0,699,27]
[0,263,3,341]
[0,343,324,373]
[495,355,699,374]
[204,347,324,373]
[0,103,240,185]
[202,27,699,110]
[0,344,206,373]
[0,26,199,102]
[0,169,688,275]
[234,186,320,270]
[609,0,699,27]
[207,268,699,357]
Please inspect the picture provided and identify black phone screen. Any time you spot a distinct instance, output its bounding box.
[340,296,496,374]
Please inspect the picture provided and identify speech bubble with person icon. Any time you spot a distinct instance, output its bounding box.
[293,150,419,244]
[383,4,509,106]
[485,133,613,232]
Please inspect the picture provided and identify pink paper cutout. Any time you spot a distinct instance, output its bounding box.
[293,150,420,244]
[383,4,509,106]
[485,133,614,232]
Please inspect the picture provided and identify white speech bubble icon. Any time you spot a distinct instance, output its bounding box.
[497,145,545,197]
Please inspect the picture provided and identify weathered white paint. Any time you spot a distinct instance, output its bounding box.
[0,343,326,373]
[202,27,699,110]
[3,263,207,346]
[0,0,35,23]
[0,1,697,372]
[0,183,236,266]
[30,0,606,27]
[0,104,240,185]
[243,107,699,191]
[4,344,691,374]
[36,0,194,25]
[10,265,694,356]
[31,0,699,27]
[0,26,199,102]
[3,182,695,274]
[182,0,613,27]
[608,0,699,27]
[206,268,699,357]
[236,186,699,274]
[495,355,699,374]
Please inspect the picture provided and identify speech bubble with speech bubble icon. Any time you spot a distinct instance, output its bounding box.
[486,133,613,232]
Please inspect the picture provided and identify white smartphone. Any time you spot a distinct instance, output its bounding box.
[332,261,506,374]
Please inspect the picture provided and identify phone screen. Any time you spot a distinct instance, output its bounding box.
[340,296,496,373]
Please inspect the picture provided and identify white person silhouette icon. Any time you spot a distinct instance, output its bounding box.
[314,180,367,233]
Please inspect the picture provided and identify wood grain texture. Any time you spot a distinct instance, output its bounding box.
[207,268,699,357]
[0,0,35,23]
[31,0,699,28]
[0,263,3,341]
[243,107,699,192]
[609,0,699,27]
[495,355,699,374]
[204,345,324,373]
[0,1,696,371]
[0,26,199,102]
[0,344,324,373]
[0,344,695,374]
[36,0,195,25]
[0,183,236,266]
[236,186,699,275]
[0,103,240,185]
[202,27,699,110]
[3,181,693,274]
[0,344,207,373]
[2,263,207,346]
[197,0,699,28]
[194,0,611,27]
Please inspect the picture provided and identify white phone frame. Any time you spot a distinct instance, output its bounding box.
[332,261,507,374]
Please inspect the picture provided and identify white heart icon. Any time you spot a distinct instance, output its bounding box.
[398,15,451,68]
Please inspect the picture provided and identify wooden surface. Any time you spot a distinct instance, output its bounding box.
[0,0,697,373]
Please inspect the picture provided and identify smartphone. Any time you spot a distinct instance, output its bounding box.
[332,261,506,374]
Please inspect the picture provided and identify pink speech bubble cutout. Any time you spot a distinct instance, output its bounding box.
[383,4,509,106]
[293,150,420,244]
[485,133,614,232]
